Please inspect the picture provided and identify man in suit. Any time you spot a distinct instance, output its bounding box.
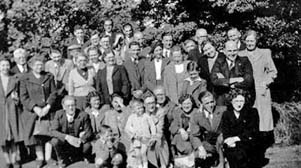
[198,41,223,92]
[68,25,86,47]
[51,95,93,168]
[45,47,74,91]
[133,31,151,58]
[188,28,208,63]
[162,32,174,58]
[191,91,227,168]
[227,28,246,51]
[102,19,117,46]
[123,41,146,99]
[210,41,254,105]
[11,48,30,75]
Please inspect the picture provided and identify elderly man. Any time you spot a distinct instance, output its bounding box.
[191,91,226,168]
[210,41,254,105]
[162,32,174,58]
[227,28,246,51]
[133,31,151,58]
[123,41,146,99]
[11,48,30,75]
[188,28,208,63]
[51,96,93,168]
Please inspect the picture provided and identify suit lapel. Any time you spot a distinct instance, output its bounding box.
[211,108,223,132]
[200,111,212,131]
[61,113,68,134]
[0,76,5,98]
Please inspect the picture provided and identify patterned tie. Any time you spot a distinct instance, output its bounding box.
[229,60,235,70]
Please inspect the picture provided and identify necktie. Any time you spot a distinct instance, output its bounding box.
[23,65,27,73]
[209,113,213,127]
[229,60,235,70]
[164,50,168,58]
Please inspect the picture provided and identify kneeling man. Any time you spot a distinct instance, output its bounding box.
[51,95,93,167]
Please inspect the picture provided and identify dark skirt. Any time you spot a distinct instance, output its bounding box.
[75,96,88,112]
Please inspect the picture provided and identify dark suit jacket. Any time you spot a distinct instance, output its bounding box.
[221,107,259,148]
[144,58,170,91]
[123,57,146,93]
[197,52,225,92]
[190,106,226,147]
[188,47,203,63]
[238,41,246,51]
[95,65,130,104]
[10,64,30,76]
[210,54,255,103]
[51,109,93,143]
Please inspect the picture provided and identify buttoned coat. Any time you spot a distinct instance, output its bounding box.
[239,48,277,131]
[0,74,24,145]
[123,57,146,93]
[144,58,170,91]
[20,71,57,145]
[163,61,189,104]
[51,109,93,143]
[85,105,110,134]
[95,65,130,104]
[211,54,255,105]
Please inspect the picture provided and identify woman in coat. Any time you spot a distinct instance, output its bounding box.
[221,89,259,168]
[143,92,169,168]
[163,45,189,104]
[20,56,57,168]
[0,57,23,168]
[239,30,277,166]
[95,51,130,105]
[144,42,170,92]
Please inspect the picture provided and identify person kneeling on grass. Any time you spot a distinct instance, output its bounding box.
[50,95,93,168]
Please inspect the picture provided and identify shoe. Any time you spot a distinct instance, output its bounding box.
[5,164,13,168]
[13,163,22,168]
[35,160,45,168]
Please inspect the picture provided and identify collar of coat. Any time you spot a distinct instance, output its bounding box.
[21,71,53,85]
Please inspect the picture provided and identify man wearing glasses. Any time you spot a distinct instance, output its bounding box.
[188,28,208,63]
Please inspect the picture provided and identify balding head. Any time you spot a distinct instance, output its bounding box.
[153,85,166,105]
[227,28,241,42]
[195,28,208,45]
[13,48,27,66]
[225,41,238,61]
[134,31,144,46]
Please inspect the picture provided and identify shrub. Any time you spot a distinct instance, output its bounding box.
[273,102,301,145]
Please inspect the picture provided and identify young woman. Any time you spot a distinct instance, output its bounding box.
[221,89,259,168]
[0,57,23,168]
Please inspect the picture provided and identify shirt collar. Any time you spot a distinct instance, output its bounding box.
[184,77,203,85]
[66,113,75,122]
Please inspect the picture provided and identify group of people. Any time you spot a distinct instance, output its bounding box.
[0,18,278,168]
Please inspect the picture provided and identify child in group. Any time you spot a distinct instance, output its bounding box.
[181,61,207,107]
[125,99,156,168]
[94,125,124,168]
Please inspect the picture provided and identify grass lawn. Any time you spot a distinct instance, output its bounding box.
[1,145,300,168]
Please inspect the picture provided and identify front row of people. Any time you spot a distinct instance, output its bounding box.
[48,88,259,168]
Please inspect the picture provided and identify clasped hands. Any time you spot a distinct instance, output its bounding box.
[224,136,240,148]
[33,104,51,118]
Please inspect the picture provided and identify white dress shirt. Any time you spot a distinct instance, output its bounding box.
[154,59,162,80]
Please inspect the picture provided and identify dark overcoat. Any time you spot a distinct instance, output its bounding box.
[0,74,24,145]
[20,71,57,146]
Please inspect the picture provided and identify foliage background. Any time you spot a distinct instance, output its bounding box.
[0,0,300,144]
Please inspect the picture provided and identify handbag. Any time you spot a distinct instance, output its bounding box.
[33,118,51,137]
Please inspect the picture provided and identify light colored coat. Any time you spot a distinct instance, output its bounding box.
[164,61,189,104]
[68,68,96,97]
[239,48,277,131]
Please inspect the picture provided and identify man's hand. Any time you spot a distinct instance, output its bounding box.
[229,77,244,84]
[216,73,225,79]
[65,135,81,148]
[198,145,208,159]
